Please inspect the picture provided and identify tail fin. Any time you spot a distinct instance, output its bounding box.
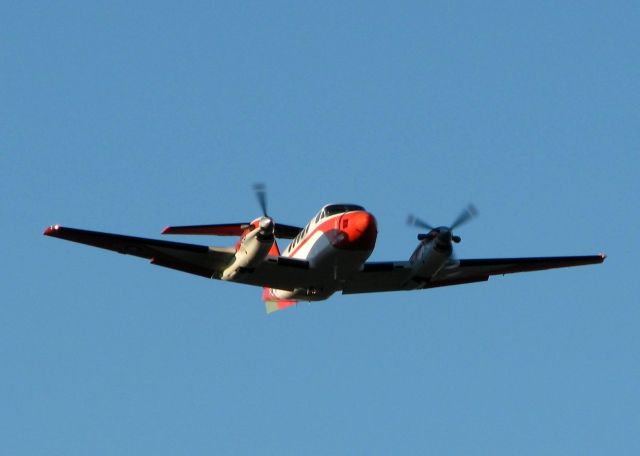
[268,239,282,257]
[262,240,297,314]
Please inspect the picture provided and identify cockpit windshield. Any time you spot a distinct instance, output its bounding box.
[323,204,365,217]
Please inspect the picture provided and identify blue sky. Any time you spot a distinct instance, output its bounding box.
[3,1,639,454]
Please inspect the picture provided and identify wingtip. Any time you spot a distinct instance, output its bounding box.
[161,226,171,235]
[599,253,607,262]
[44,224,60,236]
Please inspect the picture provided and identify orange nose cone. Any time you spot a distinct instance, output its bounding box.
[334,211,377,251]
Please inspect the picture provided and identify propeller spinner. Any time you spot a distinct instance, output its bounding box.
[407,204,478,243]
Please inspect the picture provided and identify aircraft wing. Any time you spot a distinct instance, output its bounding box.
[44,225,315,289]
[342,254,606,294]
[44,225,235,278]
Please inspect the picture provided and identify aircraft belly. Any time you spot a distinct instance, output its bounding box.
[271,239,373,301]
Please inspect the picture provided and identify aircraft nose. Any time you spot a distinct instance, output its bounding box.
[334,211,377,251]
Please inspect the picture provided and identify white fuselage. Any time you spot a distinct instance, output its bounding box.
[268,204,377,301]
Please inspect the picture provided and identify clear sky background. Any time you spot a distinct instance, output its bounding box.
[2,1,639,454]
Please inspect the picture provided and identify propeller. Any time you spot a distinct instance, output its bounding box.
[407,204,478,243]
[406,214,434,231]
[252,183,273,235]
[450,204,478,231]
[253,183,268,217]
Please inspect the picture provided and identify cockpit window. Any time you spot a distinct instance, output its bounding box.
[323,204,365,217]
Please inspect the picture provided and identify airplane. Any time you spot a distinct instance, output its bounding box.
[44,184,605,313]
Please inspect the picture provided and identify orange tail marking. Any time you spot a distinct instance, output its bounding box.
[262,240,297,314]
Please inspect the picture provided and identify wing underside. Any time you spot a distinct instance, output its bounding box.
[342,255,606,294]
[44,225,235,278]
[44,225,315,289]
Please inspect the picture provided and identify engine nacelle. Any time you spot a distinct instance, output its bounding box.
[409,240,452,280]
[222,228,274,281]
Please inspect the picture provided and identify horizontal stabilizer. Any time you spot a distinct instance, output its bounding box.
[162,223,250,236]
[273,223,304,239]
[162,222,302,238]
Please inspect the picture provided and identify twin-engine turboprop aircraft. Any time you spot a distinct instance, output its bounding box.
[44,185,605,313]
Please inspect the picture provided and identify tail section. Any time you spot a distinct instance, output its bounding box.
[263,287,298,314]
[262,240,297,314]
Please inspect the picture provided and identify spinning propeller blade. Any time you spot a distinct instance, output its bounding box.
[254,183,268,217]
[450,204,478,230]
[407,204,478,243]
[407,214,434,231]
